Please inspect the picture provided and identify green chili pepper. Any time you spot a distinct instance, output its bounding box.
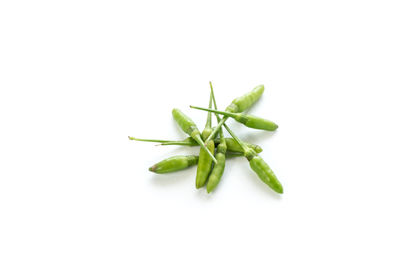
[190,106,278,131]
[248,156,283,193]
[172,108,217,163]
[131,81,283,194]
[196,92,215,188]
[223,138,263,154]
[149,155,199,174]
[148,153,243,174]
[224,153,244,158]
[195,140,214,188]
[223,121,283,194]
[128,136,263,153]
[227,84,265,113]
[206,82,227,193]
[207,151,226,192]
[205,84,264,143]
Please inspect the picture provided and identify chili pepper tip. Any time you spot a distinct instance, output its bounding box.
[149,165,157,172]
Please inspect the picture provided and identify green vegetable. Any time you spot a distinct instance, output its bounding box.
[172,108,217,163]
[249,156,283,193]
[207,151,226,192]
[223,121,283,194]
[205,84,264,143]
[227,84,265,113]
[206,82,227,193]
[130,82,283,195]
[196,92,215,188]
[223,138,263,154]
[149,155,198,174]
[148,153,244,174]
[190,106,278,131]
[195,140,214,188]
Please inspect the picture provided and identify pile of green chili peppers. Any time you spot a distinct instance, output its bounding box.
[129,82,283,194]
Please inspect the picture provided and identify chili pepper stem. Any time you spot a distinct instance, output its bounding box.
[209,82,218,117]
[205,116,227,142]
[209,81,228,142]
[190,105,238,118]
[192,134,218,163]
[160,141,194,146]
[223,123,256,159]
[209,82,224,137]
[128,136,175,143]
[205,91,213,129]
[222,125,243,148]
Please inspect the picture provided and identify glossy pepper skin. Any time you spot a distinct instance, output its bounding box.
[206,140,226,193]
[196,93,215,189]
[226,84,265,113]
[249,156,283,194]
[241,114,278,131]
[223,122,284,194]
[172,108,200,136]
[149,155,198,174]
[196,140,214,188]
[224,138,262,154]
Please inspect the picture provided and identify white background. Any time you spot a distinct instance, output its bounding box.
[1,0,400,266]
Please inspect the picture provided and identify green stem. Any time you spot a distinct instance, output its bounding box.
[128,136,176,143]
[222,124,247,151]
[205,91,213,129]
[222,123,256,160]
[192,134,218,163]
[205,115,228,143]
[209,82,224,140]
[190,105,238,119]
[160,141,197,146]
